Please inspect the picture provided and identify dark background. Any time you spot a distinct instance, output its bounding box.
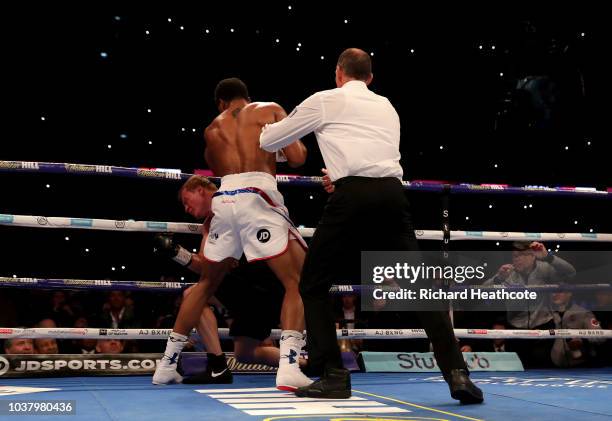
[0,5,609,302]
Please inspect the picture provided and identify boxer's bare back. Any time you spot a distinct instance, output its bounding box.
[204,101,305,176]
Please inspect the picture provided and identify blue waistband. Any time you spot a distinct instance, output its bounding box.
[212,187,260,198]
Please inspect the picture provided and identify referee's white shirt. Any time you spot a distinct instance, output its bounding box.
[259,80,403,182]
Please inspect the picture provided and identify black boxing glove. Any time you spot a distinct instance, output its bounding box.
[153,234,193,266]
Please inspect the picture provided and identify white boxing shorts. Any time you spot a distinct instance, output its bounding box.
[203,172,307,262]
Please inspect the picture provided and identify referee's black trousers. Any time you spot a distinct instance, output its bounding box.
[300,176,467,376]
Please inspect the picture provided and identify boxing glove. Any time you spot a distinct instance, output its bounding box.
[153,233,193,266]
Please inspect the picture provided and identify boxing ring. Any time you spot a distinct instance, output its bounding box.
[2,370,612,421]
[1,160,612,420]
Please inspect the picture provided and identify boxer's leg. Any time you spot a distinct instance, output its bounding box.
[265,240,313,391]
[153,260,233,385]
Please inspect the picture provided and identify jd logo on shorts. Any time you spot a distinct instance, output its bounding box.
[257,229,271,243]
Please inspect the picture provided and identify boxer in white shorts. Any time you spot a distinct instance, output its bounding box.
[205,172,307,262]
[153,78,312,392]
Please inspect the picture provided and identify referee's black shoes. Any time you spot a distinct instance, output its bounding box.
[295,368,351,399]
[446,369,484,404]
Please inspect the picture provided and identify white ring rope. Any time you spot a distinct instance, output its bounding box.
[2,213,611,242]
[0,327,609,340]
[0,213,315,238]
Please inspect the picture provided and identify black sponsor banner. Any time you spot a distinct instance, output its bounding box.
[0,354,161,378]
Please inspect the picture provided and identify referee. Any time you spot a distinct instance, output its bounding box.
[260,48,483,403]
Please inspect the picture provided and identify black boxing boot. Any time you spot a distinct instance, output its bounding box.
[181,353,233,384]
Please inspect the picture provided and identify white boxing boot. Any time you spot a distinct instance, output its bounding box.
[152,332,187,385]
[276,330,313,392]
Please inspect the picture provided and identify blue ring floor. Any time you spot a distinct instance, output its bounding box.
[1,369,612,420]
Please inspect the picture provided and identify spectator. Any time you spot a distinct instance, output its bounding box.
[484,241,576,367]
[335,293,364,353]
[593,291,612,366]
[470,319,517,353]
[490,320,510,353]
[3,338,34,354]
[65,317,97,354]
[453,311,487,354]
[34,339,59,354]
[550,291,604,367]
[594,290,612,329]
[459,343,473,353]
[98,291,141,329]
[46,291,75,327]
[0,292,18,327]
[96,339,125,354]
[35,317,69,352]
[485,241,576,329]
[36,318,57,328]
[335,294,362,329]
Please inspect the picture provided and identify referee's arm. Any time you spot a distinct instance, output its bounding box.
[268,103,308,168]
[260,94,322,152]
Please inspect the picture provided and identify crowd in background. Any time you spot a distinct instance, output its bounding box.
[3,249,611,369]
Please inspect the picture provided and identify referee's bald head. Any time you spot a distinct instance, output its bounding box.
[337,48,372,82]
